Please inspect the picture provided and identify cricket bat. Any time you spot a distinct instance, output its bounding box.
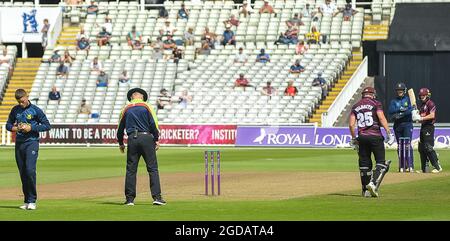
[408,88,417,108]
[408,88,420,121]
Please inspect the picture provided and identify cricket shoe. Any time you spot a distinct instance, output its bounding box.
[153,198,167,206]
[19,203,28,210]
[366,182,379,198]
[27,203,36,210]
[362,190,371,198]
[431,167,442,173]
[124,201,135,206]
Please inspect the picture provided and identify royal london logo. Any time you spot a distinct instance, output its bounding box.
[26,114,32,120]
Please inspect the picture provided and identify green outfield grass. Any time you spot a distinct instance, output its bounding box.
[0,147,449,220]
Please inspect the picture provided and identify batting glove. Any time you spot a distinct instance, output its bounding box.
[387,133,396,145]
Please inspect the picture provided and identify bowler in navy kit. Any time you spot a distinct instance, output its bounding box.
[388,83,414,172]
[6,89,51,210]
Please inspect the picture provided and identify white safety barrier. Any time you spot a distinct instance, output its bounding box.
[321,56,368,127]
[1,123,6,145]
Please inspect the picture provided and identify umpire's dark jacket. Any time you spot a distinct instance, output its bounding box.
[117,99,159,145]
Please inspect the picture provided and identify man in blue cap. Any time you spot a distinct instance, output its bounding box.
[117,88,166,206]
[388,82,414,172]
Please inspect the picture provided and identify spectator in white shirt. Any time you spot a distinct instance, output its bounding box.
[118,70,130,86]
[239,0,253,18]
[102,16,113,34]
[0,49,11,69]
[161,20,177,36]
[234,47,248,64]
[90,57,102,74]
[318,0,337,17]
[76,27,88,41]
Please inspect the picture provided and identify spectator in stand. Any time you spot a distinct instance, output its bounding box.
[163,35,177,50]
[87,1,99,15]
[239,0,253,18]
[161,20,177,36]
[77,36,90,54]
[280,25,299,45]
[105,16,113,34]
[178,89,192,108]
[303,3,318,21]
[78,99,92,115]
[295,40,308,55]
[261,81,277,97]
[158,6,169,19]
[97,27,111,47]
[156,88,172,110]
[56,62,69,79]
[234,73,255,91]
[224,14,240,27]
[177,3,189,20]
[76,27,88,42]
[312,72,328,99]
[256,48,270,63]
[184,27,195,46]
[0,49,11,69]
[286,13,304,27]
[222,26,236,46]
[127,26,142,48]
[90,57,102,74]
[305,26,321,44]
[259,0,276,15]
[61,49,75,66]
[337,3,358,21]
[202,27,217,48]
[48,50,61,63]
[132,38,143,50]
[172,47,183,64]
[66,0,83,6]
[118,70,130,86]
[96,70,109,87]
[318,0,337,17]
[151,36,164,49]
[234,47,248,64]
[289,59,305,74]
[48,86,61,103]
[197,40,211,56]
[41,19,50,51]
[152,46,163,60]
[284,80,298,97]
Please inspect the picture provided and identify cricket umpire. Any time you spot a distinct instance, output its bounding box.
[117,88,166,206]
[6,89,51,210]
[414,88,442,173]
[388,83,414,172]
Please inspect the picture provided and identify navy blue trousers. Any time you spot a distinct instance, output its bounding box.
[394,122,414,169]
[15,141,39,203]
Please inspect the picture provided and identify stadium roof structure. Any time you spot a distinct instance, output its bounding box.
[378,3,450,52]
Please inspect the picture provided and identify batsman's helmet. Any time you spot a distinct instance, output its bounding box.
[419,88,431,98]
[362,86,376,97]
[395,82,407,92]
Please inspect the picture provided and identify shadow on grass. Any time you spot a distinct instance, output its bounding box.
[0,205,21,209]
[98,202,125,206]
[327,193,361,197]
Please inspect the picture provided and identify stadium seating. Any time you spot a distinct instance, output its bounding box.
[29,0,364,124]
[0,45,18,100]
